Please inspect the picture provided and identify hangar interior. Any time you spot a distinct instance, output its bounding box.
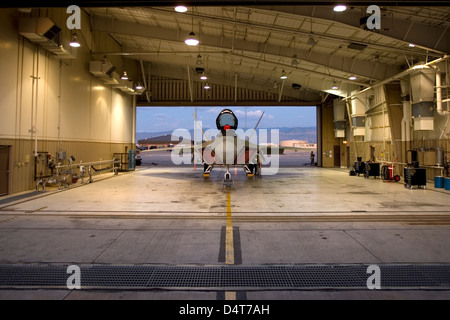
[0,1,450,299]
[1,3,450,194]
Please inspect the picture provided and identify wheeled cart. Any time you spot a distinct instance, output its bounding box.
[353,157,366,176]
[381,164,401,182]
[404,167,427,189]
[364,162,380,179]
[404,150,426,189]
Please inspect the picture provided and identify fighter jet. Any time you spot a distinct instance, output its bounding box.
[200,108,262,180]
[143,108,297,187]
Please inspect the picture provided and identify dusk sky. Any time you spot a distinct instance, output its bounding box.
[136,106,317,133]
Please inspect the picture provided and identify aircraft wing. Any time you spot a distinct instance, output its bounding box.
[140,146,176,152]
[259,144,315,156]
[139,140,214,154]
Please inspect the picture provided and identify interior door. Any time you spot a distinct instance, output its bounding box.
[333,145,341,167]
[346,146,350,169]
[0,146,10,196]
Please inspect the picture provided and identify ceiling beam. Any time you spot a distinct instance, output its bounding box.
[150,6,445,58]
[103,48,363,97]
[91,14,395,81]
[143,62,324,102]
[5,1,450,8]
[94,46,370,87]
[258,6,450,54]
[137,100,321,107]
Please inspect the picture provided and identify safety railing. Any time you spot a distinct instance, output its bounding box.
[37,158,120,192]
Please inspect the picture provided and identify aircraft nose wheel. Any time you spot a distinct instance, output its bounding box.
[222,169,234,188]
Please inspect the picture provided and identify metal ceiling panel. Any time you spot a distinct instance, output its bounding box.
[87,4,450,100]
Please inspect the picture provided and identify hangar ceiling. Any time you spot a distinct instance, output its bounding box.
[86,4,450,105]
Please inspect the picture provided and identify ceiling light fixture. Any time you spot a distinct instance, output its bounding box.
[333,5,347,12]
[121,71,128,80]
[280,70,287,80]
[185,31,199,46]
[307,35,317,46]
[349,76,357,80]
[69,33,81,47]
[409,43,416,47]
[291,55,298,67]
[196,54,203,65]
[203,83,210,89]
[185,15,199,46]
[200,72,208,80]
[135,82,143,90]
[174,5,188,13]
[331,81,339,90]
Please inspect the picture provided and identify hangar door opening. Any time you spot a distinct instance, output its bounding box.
[136,106,317,167]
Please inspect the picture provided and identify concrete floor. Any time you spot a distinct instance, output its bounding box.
[0,159,449,300]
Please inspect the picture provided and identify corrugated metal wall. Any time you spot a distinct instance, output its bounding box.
[0,138,132,194]
[148,76,302,103]
[0,9,135,195]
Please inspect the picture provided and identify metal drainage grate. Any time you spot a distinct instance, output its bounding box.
[0,264,449,290]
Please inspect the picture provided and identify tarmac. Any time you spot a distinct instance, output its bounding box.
[0,151,449,300]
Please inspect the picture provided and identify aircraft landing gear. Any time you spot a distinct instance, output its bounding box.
[245,160,261,177]
[203,163,213,177]
[244,164,255,177]
[222,166,234,188]
[249,158,262,177]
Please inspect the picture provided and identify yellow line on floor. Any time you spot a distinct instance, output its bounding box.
[225,190,234,265]
[225,291,236,300]
[225,189,236,300]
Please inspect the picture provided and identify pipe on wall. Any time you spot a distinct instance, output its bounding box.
[400,80,412,143]
[436,70,449,116]
[31,47,40,159]
[344,55,449,102]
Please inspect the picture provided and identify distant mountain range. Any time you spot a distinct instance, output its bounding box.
[136,127,317,144]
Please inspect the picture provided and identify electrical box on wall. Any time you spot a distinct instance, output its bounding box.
[57,151,66,161]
